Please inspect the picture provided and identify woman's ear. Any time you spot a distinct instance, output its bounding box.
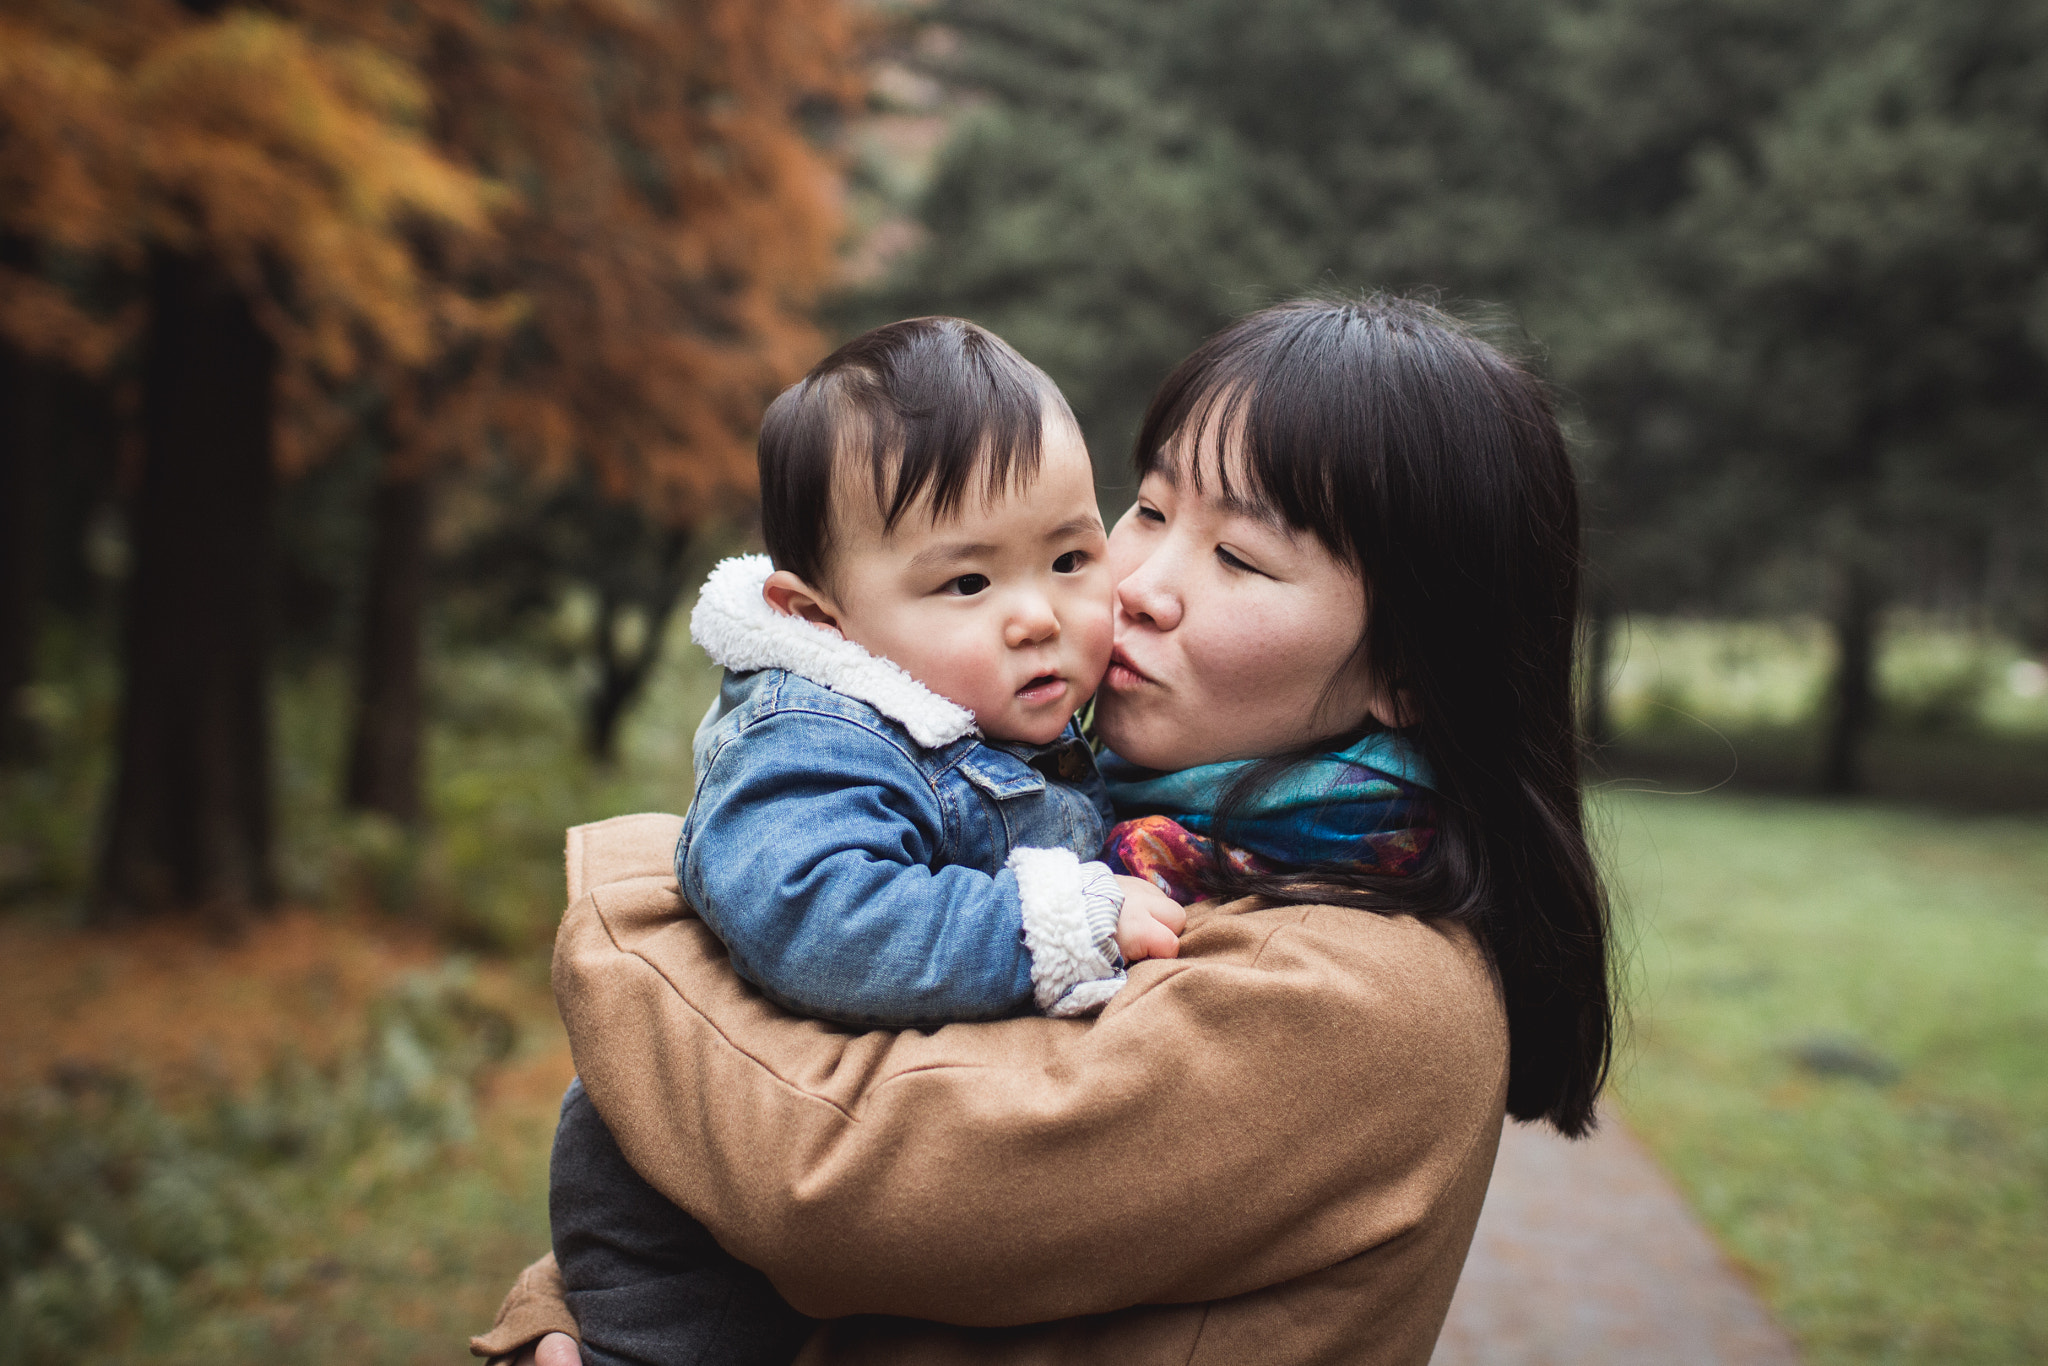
[762,570,844,638]
[1366,687,1419,730]
[1338,635,1416,732]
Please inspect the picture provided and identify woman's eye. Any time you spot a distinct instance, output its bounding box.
[947,573,991,596]
[1052,550,1087,573]
[1216,546,1257,573]
[1135,504,1166,524]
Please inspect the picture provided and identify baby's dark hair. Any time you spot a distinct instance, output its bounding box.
[759,317,1076,587]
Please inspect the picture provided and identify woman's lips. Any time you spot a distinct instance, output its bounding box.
[1104,647,1153,692]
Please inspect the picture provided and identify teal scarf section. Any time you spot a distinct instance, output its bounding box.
[1097,732,1437,892]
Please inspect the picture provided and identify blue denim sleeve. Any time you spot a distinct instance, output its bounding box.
[679,710,1037,1027]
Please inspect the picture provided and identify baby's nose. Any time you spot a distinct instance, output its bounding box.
[1005,594,1060,647]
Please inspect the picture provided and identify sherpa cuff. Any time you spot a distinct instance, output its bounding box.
[1010,847,1127,1017]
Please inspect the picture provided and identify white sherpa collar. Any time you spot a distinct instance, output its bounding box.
[689,554,978,749]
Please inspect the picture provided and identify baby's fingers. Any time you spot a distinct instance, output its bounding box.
[1140,914,1181,960]
[1151,899,1189,934]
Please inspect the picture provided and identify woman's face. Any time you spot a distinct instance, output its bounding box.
[1095,450,1391,771]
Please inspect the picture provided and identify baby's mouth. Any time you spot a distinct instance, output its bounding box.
[1015,673,1066,704]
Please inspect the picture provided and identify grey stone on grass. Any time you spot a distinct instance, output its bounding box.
[1786,1033,1900,1085]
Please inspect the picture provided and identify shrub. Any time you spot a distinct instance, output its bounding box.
[0,965,513,1364]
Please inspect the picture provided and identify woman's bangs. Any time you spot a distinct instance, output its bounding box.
[1132,301,1380,567]
[1136,370,1302,531]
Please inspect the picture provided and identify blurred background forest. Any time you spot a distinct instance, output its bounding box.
[1,0,2043,1362]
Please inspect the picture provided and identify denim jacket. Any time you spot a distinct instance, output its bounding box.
[675,556,1128,1028]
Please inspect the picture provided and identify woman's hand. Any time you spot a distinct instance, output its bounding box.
[1114,875,1186,961]
[494,1331,580,1366]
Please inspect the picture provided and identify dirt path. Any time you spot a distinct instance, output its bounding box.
[1431,1111,1801,1366]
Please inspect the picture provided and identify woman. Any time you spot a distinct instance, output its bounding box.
[478,295,1613,1366]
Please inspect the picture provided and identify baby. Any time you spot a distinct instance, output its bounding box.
[549,317,1184,1366]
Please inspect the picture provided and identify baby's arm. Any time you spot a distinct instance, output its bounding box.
[680,711,1126,1026]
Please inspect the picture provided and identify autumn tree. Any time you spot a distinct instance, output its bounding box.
[2,0,857,915]
[306,0,855,783]
[0,5,134,760]
[2,0,500,919]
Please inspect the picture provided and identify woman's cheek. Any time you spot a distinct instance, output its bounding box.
[1191,598,1330,748]
[1189,606,1276,709]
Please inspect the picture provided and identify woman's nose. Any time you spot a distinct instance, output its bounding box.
[1115,558,1181,631]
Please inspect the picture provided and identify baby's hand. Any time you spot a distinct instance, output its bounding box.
[1113,875,1187,962]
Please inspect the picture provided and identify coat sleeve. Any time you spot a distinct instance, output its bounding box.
[681,710,1120,1026]
[683,709,1031,1024]
[469,1255,574,1360]
[559,829,1510,1327]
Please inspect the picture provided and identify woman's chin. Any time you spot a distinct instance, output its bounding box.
[1093,699,1177,769]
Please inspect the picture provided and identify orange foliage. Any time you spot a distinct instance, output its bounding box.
[0,0,859,512]
[1,0,502,466]
[0,9,140,372]
[130,16,505,363]
[0,907,569,1109]
[336,0,861,513]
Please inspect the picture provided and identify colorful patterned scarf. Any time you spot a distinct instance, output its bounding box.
[1098,732,1437,902]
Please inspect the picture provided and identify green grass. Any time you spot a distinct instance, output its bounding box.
[1605,791,2048,1365]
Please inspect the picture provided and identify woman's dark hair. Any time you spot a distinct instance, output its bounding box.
[1133,294,1613,1138]
[759,316,1074,587]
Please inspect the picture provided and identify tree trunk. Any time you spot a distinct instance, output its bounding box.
[1820,565,1880,795]
[345,470,430,823]
[97,252,278,923]
[584,529,691,763]
[1581,595,1616,753]
[0,337,50,763]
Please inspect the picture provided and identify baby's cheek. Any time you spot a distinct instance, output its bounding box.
[925,639,1011,713]
[1072,581,1115,658]
[1079,607,1115,672]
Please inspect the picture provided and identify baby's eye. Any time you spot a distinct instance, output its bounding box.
[1052,550,1087,573]
[947,573,991,596]
[1135,503,1166,524]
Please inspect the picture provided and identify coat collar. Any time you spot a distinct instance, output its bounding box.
[688,555,979,749]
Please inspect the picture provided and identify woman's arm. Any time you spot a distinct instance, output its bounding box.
[560,818,1508,1326]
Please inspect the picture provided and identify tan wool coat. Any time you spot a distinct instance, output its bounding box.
[473,813,1510,1366]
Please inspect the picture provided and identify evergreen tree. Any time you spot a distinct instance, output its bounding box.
[867,0,2048,787]
[1678,0,2048,788]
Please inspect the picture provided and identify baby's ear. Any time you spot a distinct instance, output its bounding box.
[762,570,844,638]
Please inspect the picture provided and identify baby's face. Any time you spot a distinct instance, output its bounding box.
[813,422,1113,745]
